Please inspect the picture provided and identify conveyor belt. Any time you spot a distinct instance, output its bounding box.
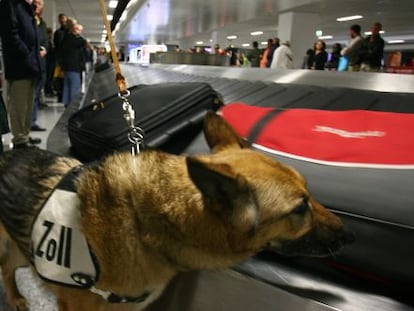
[46,64,414,311]
[48,63,414,155]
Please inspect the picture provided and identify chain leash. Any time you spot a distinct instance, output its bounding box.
[119,90,145,156]
[98,0,144,155]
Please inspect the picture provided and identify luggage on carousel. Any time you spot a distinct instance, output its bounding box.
[68,82,222,161]
[220,102,414,287]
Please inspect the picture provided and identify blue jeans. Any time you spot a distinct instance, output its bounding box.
[62,71,81,107]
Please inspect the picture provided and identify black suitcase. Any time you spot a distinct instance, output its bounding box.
[68,82,223,161]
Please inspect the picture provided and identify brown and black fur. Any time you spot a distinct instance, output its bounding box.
[0,112,352,311]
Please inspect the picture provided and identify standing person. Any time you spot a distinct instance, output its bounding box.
[270,41,293,69]
[246,41,261,67]
[31,0,47,131]
[260,38,273,68]
[0,79,10,153]
[226,45,239,66]
[0,0,42,149]
[266,37,280,68]
[302,48,314,69]
[341,24,364,72]
[360,22,385,72]
[309,39,328,70]
[44,27,56,96]
[60,21,87,108]
[325,43,342,71]
[214,44,225,55]
[53,13,67,103]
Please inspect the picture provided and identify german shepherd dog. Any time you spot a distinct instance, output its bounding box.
[0,112,352,311]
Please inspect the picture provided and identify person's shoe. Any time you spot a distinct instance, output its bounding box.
[13,143,30,149]
[31,124,47,131]
[28,137,42,144]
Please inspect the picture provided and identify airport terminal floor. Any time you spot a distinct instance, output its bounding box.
[1,64,414,311]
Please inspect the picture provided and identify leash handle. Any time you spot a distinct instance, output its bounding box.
[98,0,144,154]
[97,0,127,95]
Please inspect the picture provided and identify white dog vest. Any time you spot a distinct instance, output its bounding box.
[31,167,151,304]
[31,167,98,288]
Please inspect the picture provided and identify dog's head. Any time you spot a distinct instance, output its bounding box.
[186,112,353,258]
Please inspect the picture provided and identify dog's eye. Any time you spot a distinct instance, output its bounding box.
[292,198,308,215]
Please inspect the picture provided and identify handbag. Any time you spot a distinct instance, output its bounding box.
[68,83,223,161]
[53,65,64,79]
[337,56,349,71]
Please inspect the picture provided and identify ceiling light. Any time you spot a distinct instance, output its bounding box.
[336,15,363,22]
[315,30,323,37]
[242,43,250,47]
[109,0,118,8]
[364,30,385,35]
[250,31,263,36]
[388,40,405,44]
[120,11,127,21]
[260,41,268,45]
[196,41,204,45]
[227,35,237,40]
[318,35,333,40]
[126,0,137,9]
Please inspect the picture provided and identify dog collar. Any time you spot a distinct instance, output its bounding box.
[90,286,151,304]
[32,165,152,304]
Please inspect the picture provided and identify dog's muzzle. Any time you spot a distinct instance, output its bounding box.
[266,228,355,258]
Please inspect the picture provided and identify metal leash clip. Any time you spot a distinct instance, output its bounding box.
[119,90,145,156]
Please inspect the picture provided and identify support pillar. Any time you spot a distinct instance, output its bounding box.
[277,12,320,68]
[43,0,57,30]
[210,30,229,53]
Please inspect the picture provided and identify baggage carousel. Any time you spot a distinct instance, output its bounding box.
[7,64,413,311]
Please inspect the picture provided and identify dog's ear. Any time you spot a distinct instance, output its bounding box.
[203,111,248,153]
[186,157,258,230]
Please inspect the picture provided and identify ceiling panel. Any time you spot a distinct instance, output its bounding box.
[53,0,414,48]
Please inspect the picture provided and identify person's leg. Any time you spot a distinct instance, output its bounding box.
[31,72,47,131]
[32,76,41,126]
[62,72,71,107]
[66,71,81,107]
[71,71,81,101]
[45,59,56,95]
[6,79,35,146]
[348,64,360,72]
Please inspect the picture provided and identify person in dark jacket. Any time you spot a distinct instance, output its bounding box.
[266,37,280,68]
[0,0,42,148]
[360,22,385,72]
[31,0,47,131]
[325,43,342,71]
[53,13,67,102]
[308,39,328,70]
[44,27,56,96]
[60,21,87,108]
